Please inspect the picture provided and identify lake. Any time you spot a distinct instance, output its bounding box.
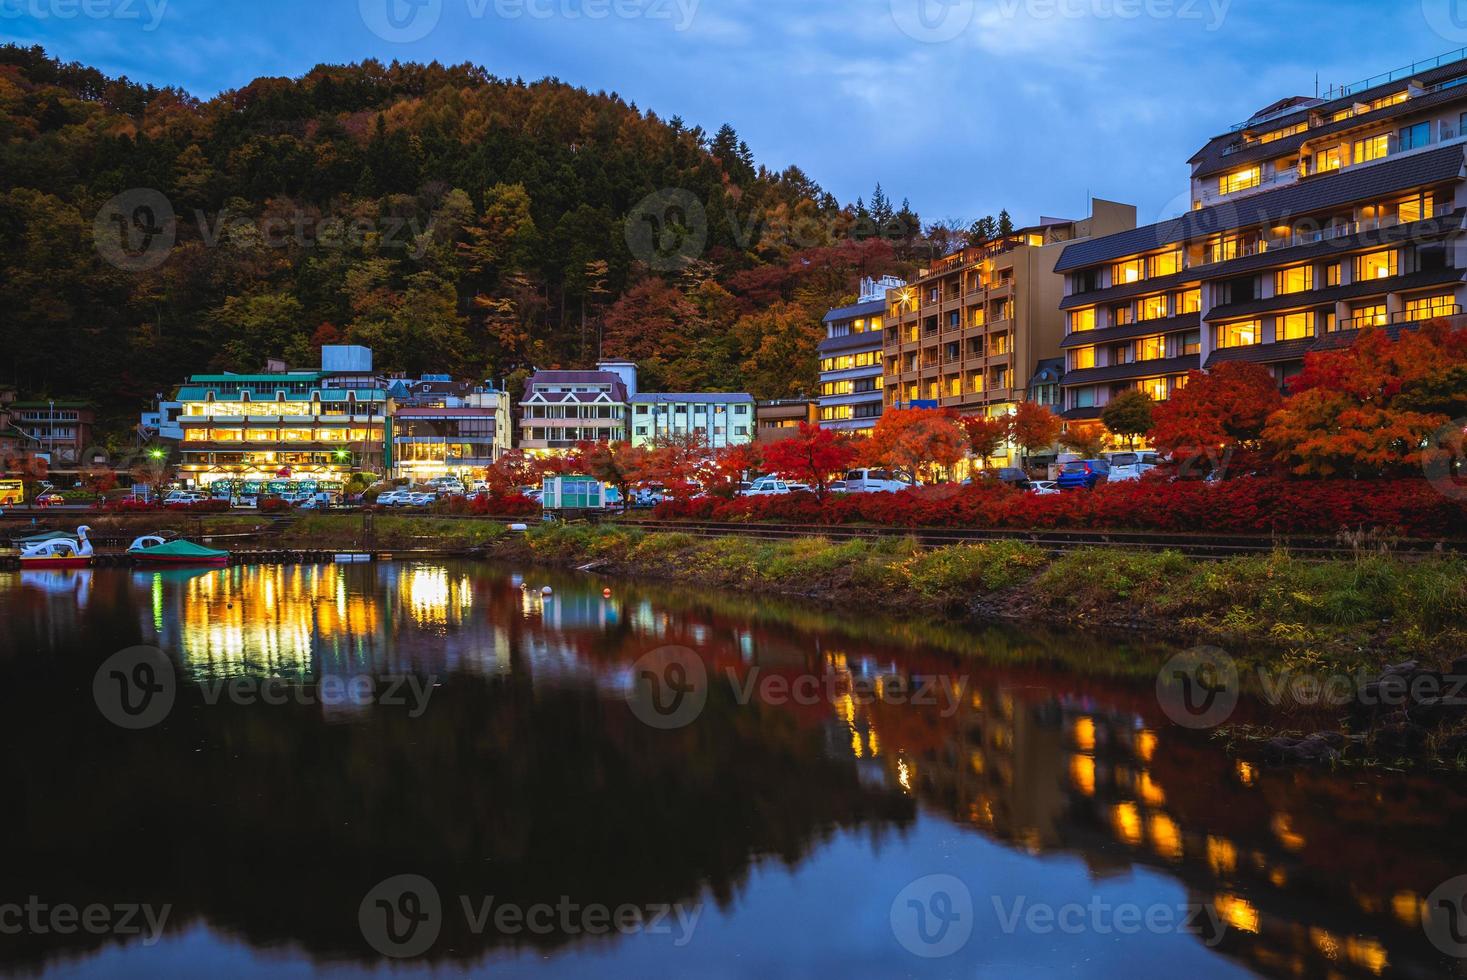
[0,560,1463,978]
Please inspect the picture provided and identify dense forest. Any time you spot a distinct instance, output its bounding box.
[0,44,958,439]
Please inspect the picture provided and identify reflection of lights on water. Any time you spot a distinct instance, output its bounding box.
[850,729,863,759]
[1270,812,1306,851]
[1391,891,1422,926]
[151,573,164,632]
[1136,770,1166,808]
[1111,802,1142,845]
[409,567,452,625]
[1068,755,1094,796]
[897,759,912,792]
[1235,760,1257,785]
[1207,836,1237,875]
[1149,813,1182,861]
[1214,893,1259,934]
[867,728,879,757]
[1135,729,1157,763]
[1309,927,1388,974]
[1072,716,1096,752]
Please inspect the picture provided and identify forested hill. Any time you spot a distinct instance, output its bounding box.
[0,44,931,436]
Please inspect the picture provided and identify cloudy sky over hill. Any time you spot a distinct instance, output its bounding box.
[11,0,1467,226]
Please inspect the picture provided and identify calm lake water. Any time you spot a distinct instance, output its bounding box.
[1,561,1464,979]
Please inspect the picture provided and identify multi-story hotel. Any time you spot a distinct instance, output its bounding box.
[1056,48,1467,427]
[881,201,1138,448]
[817,275,905,434]
[388,375,513,481]
[518,361,634,454]
[629,392,755,449]
[174,346,391,487]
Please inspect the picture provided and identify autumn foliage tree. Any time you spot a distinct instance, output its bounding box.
[962,416,1009,471]
[861,408,967,483]
[1264,321,1467,477]
[1149,362,1283,468]
[1009,402,1062,464]
[1101,390,1155,449]
[761,423,857,500]
[571,440,651,510]
[704,442,763,497]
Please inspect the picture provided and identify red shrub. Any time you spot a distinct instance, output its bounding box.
[259,498,293,513]
[104,498,161,512]
[652,478,1467,539]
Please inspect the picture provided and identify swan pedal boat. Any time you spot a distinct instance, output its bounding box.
[127,535,231,566]
[19,526,94,569]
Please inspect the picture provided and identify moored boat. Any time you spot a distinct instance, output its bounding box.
[19,526,94,569]
[127,536,231,566]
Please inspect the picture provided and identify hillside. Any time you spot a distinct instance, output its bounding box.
[0,45,927,437]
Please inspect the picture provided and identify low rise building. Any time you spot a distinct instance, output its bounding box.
[518,361,633,454]
[818,275,905,434]
[391,387,512,481]
[6,399,97,475]
[755,400,818,443]
[629,392,755,448]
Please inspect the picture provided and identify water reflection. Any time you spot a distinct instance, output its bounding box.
[0,562,1462,978]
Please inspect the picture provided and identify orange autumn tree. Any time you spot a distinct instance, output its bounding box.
[705,442,763,497]
[761,423,857,500]
[861,407,967,483]
[1264,320,1467,477]
[1149,361,1283,468]
[962,416,1009,471]
[1009,402,1062,465]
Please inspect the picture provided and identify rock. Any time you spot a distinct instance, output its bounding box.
[1383,660,1420,677]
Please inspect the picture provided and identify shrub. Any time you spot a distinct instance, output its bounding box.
[259,498,293,513]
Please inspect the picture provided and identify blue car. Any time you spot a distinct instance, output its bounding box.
[1056,459,1110,490]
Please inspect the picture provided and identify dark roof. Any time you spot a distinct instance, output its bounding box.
[1060,355,1200,388]
[1190,68,1467,179]
[523,370,628,402]
[1061,407,1103,421]
[1060,313,1201,349]
[1204,338,1318,368]
[822,298,887,324]
[1059,268,1200,311]
[1204,266,1464,322]
[1028,357,1065,388]
[631,392,754,404]
[1054,144,1467,273]
[818,331,885,355]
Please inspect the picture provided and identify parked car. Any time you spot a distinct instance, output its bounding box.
[742,478,812,496]
[1028,480,1061,495]
[34,492,66,507]
[374,490,410,507]
[1056,459,1111,490]
[233,494,259,509]
[298,492,337,510]
[631,487,666,508]
[1107,452,1159,482]
[837,469,917,494]
[405,491,437,507]
[162,491,207,506]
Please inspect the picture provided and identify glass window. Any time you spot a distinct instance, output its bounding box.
[1355,249,1398,281]
[1275,266,1313,294]
[1398,121,1431,151]
[1069,308,1096,333]
[1112,259,1145,285]
[1182,331,1201,356]
[1277,313,1312,340]
[1314,146,1343,174]
[1071,346,1097,370]
[1074,387,1096,409]
[1220,166,1261,195]
[1350,303,1388,328]
[1148,250,1183,277]
[1353,134,1389,164]
[1138,295,1169,321]
[1216,320,1261,348]
[1175,289,1201,315]
[1398,193,1434,223]
[1405,293,1457,321]
[1324,262,1341,287]
[1112,303,1135,325]
[1139,378,1170,402]
[1137,335,1166,361]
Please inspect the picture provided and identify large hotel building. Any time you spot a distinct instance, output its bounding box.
[880,201,1138,430]
[1056,49,1467,428]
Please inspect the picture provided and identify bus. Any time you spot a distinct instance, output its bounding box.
[0,480,23,506]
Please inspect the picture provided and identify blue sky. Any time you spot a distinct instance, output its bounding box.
[7,0,1467,227]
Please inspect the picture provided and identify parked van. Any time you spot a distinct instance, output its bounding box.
[838,469,916,494]
[1107,452,1159,482]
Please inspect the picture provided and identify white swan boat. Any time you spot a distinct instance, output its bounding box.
[19,526,93,569]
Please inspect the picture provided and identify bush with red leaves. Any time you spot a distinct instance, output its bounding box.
[651,478,1466,539]
[435,493,539,517]
[103,498,162,512]
[258,498,293,513]
[164,499,231,513]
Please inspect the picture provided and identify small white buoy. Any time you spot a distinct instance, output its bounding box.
[541,586,554,596]
[509,523,529,532]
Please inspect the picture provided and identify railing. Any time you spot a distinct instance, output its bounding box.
[1320,47,1467,102]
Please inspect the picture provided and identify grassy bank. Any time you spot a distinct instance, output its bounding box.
[279,515,514,551]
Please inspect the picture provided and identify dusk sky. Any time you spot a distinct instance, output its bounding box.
[9,0,1467,227]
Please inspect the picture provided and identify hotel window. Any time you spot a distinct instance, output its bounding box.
[1069,308,1096,333]
[1314,146,1343,174]
[1350,302,1388,328]
[971,307,986,327]
[1323,311,1338,333]
[1219,166,1262,196]
[1398,193,1435,223]
[1137,335,1166,361]
[1112,303,1135,325]
[1324,262,1341,286]
[1274,265,1313,294]
[1113,259,1145,285]
[926,382,939,400]
[1405,293,1457,321]
[1138,295,1169,321]
[1182,331,1202,355]
[948,311,960,331]
[1139,378,1170,402]
[1071,346,1097,370]
[947,375,962,397]
[1355,249,1398,280]
[1216,320,1261,348]
[1277,312,1312,341]
[1148,249,1183,277]
[1353,134,1389,164]
[1398,121,1431,151]
[1073,388,1097,409]
[1175,289,1201,315]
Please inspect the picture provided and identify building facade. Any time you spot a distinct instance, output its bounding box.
[173,347,391,487]
[1056,49,1467,425]
[5,400,97,475]
[880,201,1137,458]
[629,393,755,449]
[817,276,905,434]
[755,400,818,443]
[390,387,513,481]
[518,361,632,454]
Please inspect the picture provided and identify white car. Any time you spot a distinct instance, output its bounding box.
[742,478,809,496]
[375,490,409,506]
[1107,452,1159,482]
[163,491,207,505]
[406,491,437,507]
[836,469,917,494]
[1028,481,1061,495]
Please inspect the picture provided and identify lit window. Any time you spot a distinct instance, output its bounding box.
[1216,320,1261,348]
[1175,289,1201,314]
[1220,166,1261,195]
[1275,266,1313,294]
[1113,259,1144,285]
[1113,303,1135,325]
[1137,335,1166,361]
[1355,249,1398,280]
[1353,134,1389,164]
[1405,293,1457,321]
[1398,194,1434,223]
[1139,295,1169,321]
[971,307,986,327]
[1071,346,1097,370]
[1148,250,1183,277]
[1350,303,1388,328]
[1314,146,1343,174]
[1140,378,1170,402]
[1069,308,1096,333]
[1324,262,1341,287]
[1278,313,1312,340]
